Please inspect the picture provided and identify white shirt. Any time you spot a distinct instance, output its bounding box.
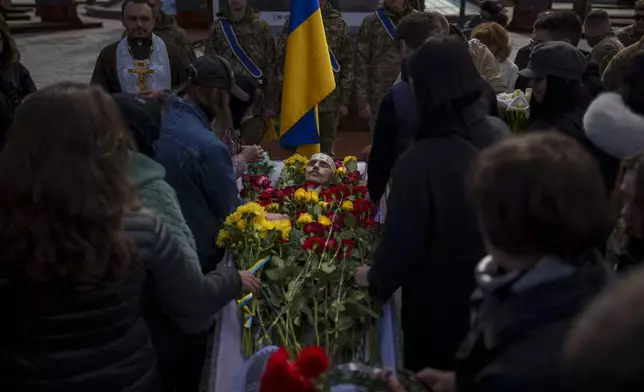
[499,59,519,93]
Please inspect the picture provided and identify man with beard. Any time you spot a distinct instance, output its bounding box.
[354,0,416,131]
[91,0,191,94]
[584,10,624,76]
[276,0,353,156]
[616,0,644,47]
[205,0,277,145]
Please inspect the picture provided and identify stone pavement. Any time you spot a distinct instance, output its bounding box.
[15,11,532,89]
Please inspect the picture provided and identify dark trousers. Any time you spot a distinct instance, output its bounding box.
[159,331,209,392]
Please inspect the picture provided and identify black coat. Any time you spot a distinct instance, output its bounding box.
[0,63,36,147]
[0,212,241,391]
[368,104,509,372]
[455,265,606,392]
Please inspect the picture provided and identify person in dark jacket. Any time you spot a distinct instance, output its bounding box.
[0,83,259,392]
[367,11,449,205]
[355,36,508,372]
[385,133,611,392]
[0,23,36,149]
[521,41,619,193]
[564,264,644,392]
[156,55,249,272]
[515,11,603,99]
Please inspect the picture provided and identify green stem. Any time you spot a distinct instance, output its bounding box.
[314,295,320,346]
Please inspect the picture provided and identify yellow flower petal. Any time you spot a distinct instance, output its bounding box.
[318,215,332,227]
[341,200,353,211]
[343,155,358,164]
[296,213,314,226]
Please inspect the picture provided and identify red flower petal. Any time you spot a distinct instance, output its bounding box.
[295,346,328,380]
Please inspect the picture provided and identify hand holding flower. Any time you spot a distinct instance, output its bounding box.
[239,270,261,296]
[354,265,371,288]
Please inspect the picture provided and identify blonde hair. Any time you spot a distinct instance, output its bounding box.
[184,84,232,131]
[472,22,511,62]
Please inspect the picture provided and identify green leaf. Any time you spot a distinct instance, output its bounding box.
[272,256,285,269]
[321,262,336,274]
[265,268,281,281]
[346,161,358,172]
[336,314,354,330]
[351,290,366,301]
[292,294,307,312]
[312,204,323,216]
[345,213,357,229]
[340,230,355,240]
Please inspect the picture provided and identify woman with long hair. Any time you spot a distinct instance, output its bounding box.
[0,82,258,391]
[522,41,619,192]
[354,36,508,372]
[0,23,36,148]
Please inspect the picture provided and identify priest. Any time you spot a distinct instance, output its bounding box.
[91,0,190,94]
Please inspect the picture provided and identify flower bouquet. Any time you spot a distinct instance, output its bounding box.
[219,155,381,364]
[258,345,429,392]
[497,88,532,132]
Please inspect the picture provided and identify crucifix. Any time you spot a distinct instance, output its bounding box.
[128,60,154,92]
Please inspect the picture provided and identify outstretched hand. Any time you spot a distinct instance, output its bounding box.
[354,265,371,288]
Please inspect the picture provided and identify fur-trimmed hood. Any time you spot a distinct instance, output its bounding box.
[584,92,644,160]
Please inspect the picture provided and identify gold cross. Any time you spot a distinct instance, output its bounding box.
[128,60,154,92]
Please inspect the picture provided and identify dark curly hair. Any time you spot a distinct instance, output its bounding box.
[0,82,140,295]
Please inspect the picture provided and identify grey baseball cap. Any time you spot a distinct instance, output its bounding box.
[519,41,587,81]
[186,55,249,101]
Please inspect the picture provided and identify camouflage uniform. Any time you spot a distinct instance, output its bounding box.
[469,39,506,93]
[616,24,644,48]
[602,36,644,91]
[154,10,196,62]
[354,3,416,130]
[589,34,625,76]
[205,7,277,145]
[276,2,353,155]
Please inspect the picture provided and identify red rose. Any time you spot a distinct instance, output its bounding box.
[303,182,318,191]
[240,188,249,198]
[272,189,285,200]
[326,237,338,251]
[354,199,377,219]
[260,187,275,201]
[347,171,361,185]
[352,185,368,198]
[302,237,326,252]
[363,219,376,228]
[304,222,325,236]
[340,239,355,259]
[295,346,328,380]
[335,160,343,168]
[258,200,271,207]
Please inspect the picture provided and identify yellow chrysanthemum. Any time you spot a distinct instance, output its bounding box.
[284,154,309,167]
[341,200,354,211]
[252,216,275,232]
[224,212,241,226]
[216,229,231,247]
[336,166,348,175]
[236,219,247,231]
[237,202,266,217]
[296,213,314,226]
[267,203,281,212]
[294,188,308,202]
[273,219,292,240]
[318,215,332,227]
[343,156,358,164]
[310,191,319,203]
[318,201,329,210]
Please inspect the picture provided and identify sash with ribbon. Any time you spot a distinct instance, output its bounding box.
[376,8,396,41]
[219,19,264,82]
[329,48,340,73]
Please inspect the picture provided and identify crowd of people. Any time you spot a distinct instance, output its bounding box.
[2,0,644,391]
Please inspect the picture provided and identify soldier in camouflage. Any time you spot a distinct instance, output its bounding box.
[616,0,644,47]
[354,0,416,130]
[153,7,196,62]
[584,10,625,76]
[276,0,353,155]
[602,34,644,91]
[205,0,277,145]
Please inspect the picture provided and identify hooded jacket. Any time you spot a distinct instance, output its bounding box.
[128,152,199,268]
[584,92,644,160]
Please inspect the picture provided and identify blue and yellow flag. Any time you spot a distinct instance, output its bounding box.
[279,0,336,158]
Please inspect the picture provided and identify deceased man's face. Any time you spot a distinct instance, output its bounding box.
[305,158,334,185]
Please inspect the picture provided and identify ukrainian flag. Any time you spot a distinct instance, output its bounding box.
[279,0,336,158]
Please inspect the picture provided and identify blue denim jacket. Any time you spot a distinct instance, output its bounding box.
[156,94,240,269]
